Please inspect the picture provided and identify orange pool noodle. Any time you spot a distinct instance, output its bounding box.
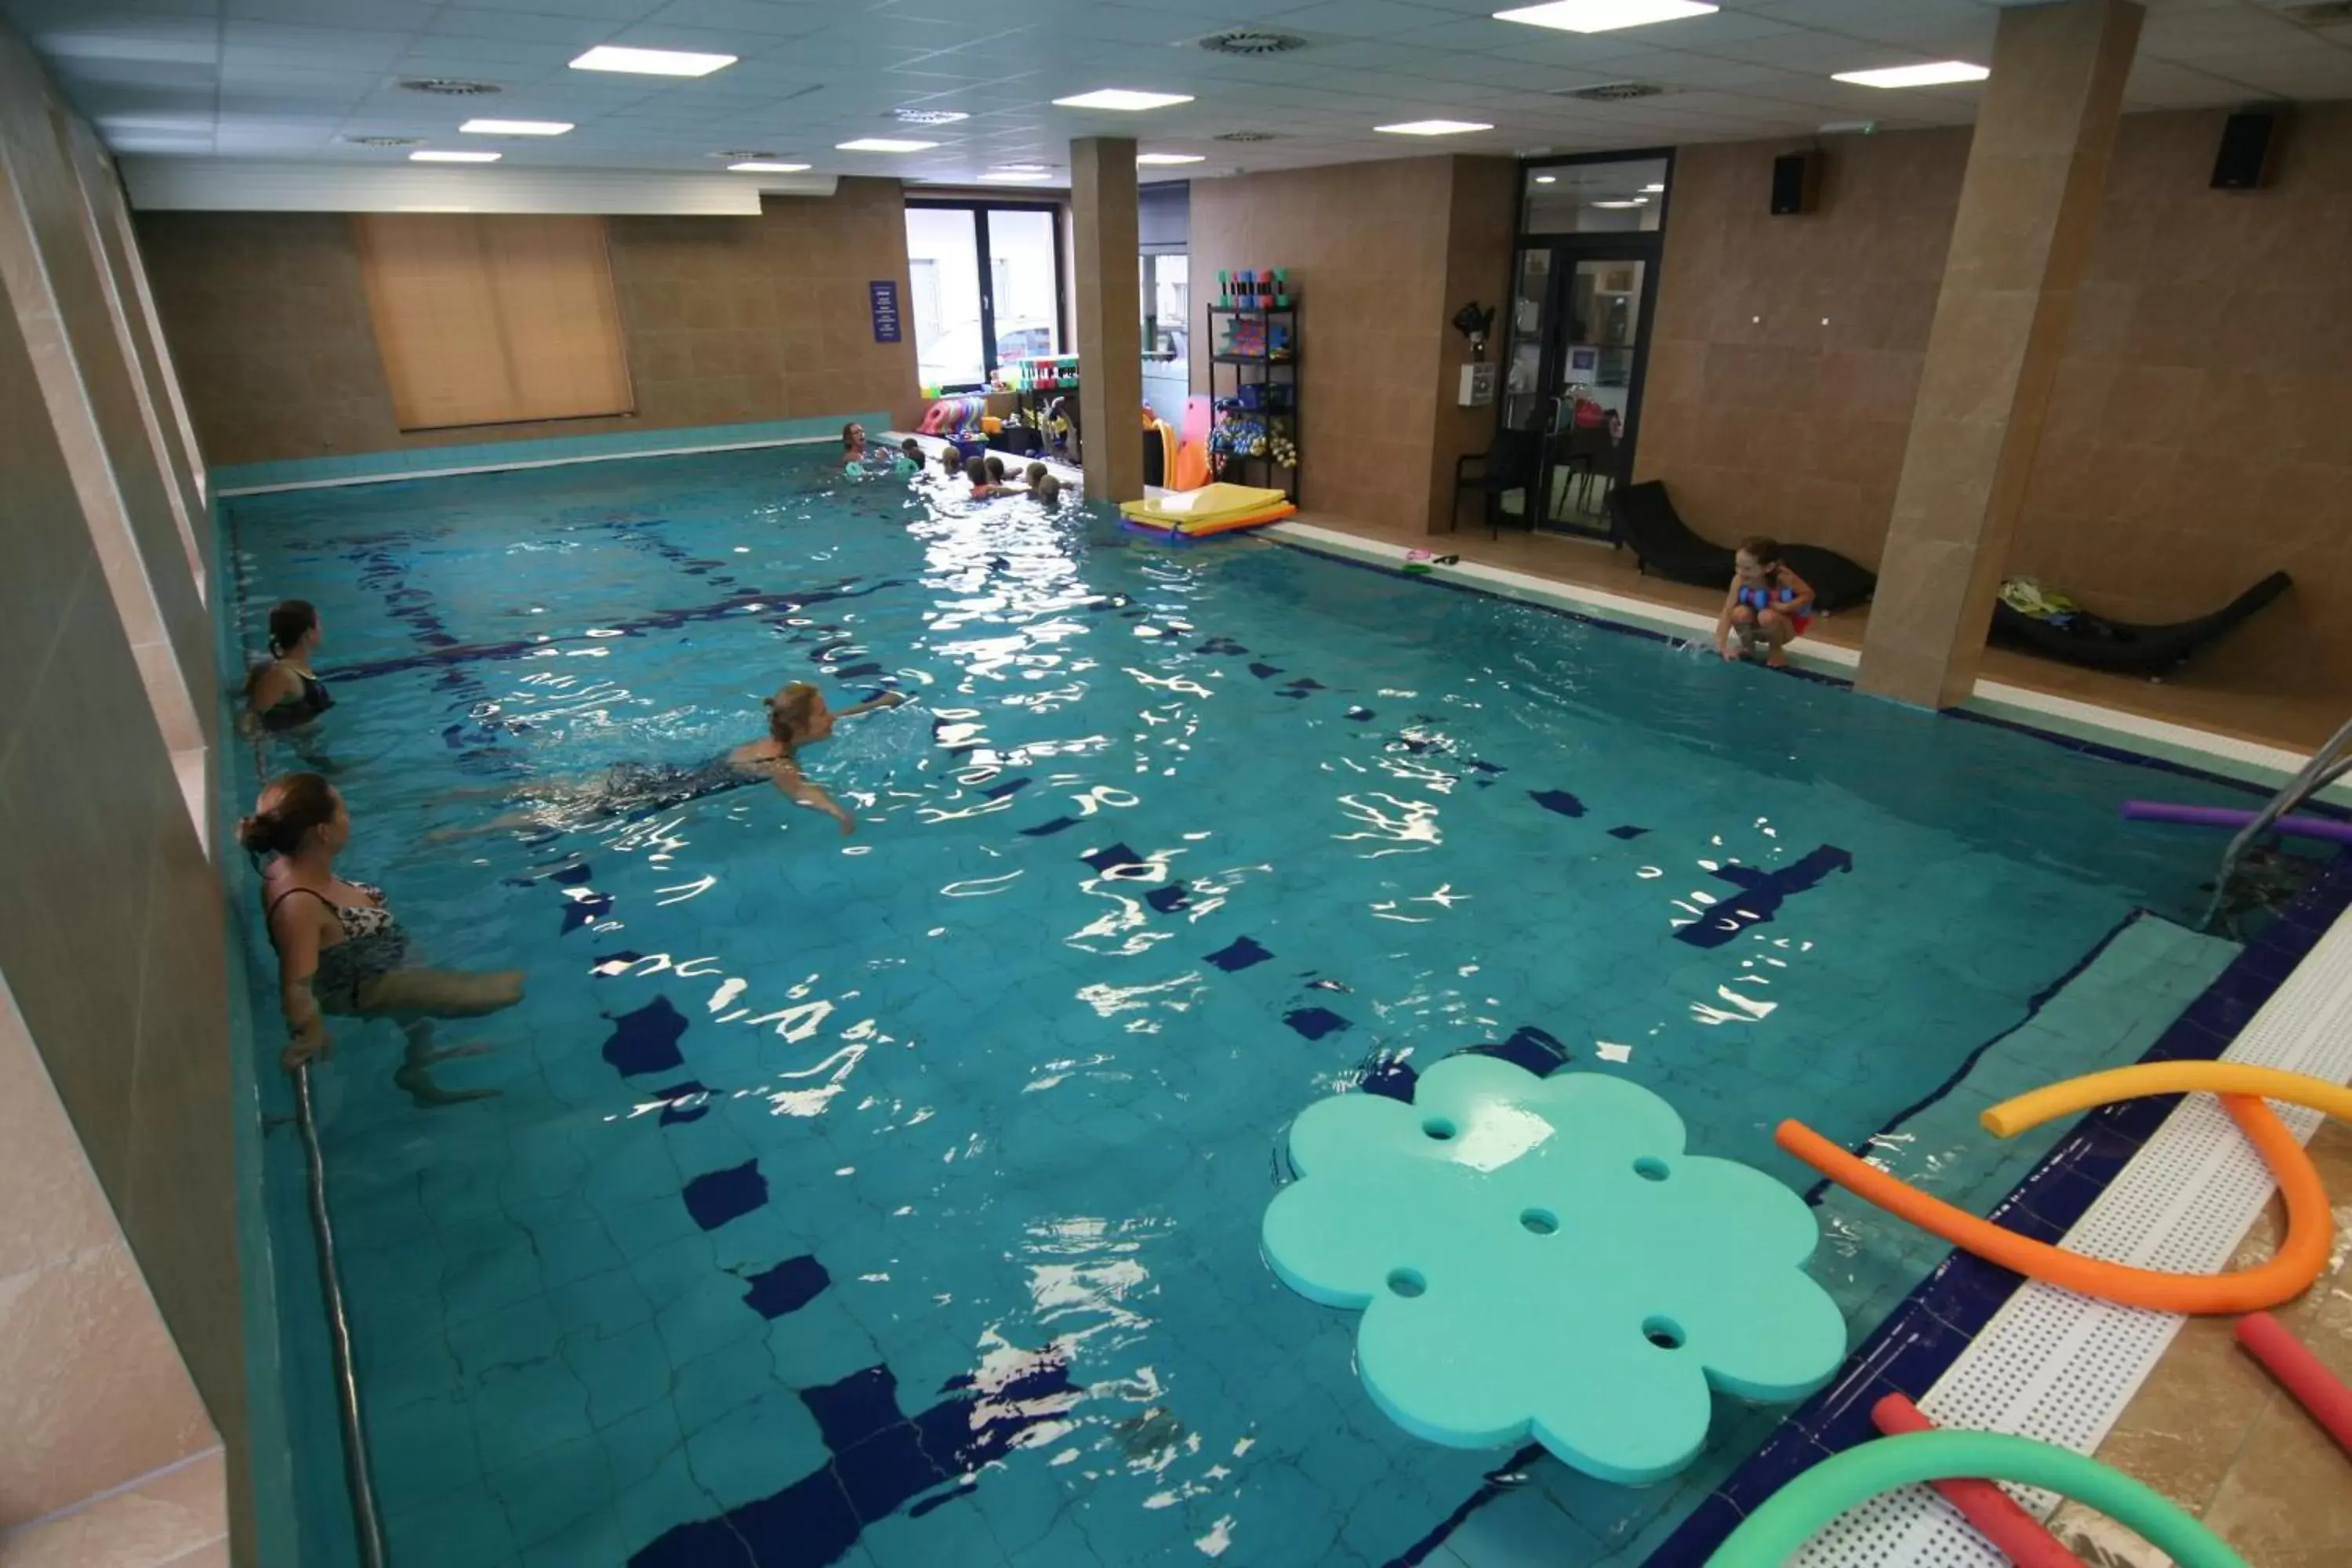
[1777,1093,2330,1314]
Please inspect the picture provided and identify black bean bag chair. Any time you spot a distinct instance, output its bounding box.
[1609,481,1878,612]
[1990,572,2291,675]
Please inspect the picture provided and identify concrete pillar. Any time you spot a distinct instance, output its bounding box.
[1856,0,2142,709]
[1069,136,1142,501]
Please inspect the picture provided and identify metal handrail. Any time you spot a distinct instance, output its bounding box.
[2201,713,2352,931]
[292,1062,389,1568]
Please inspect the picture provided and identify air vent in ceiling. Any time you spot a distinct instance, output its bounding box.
[1214,130,1281,143]
[894,108,970,125]
[2280,1,2352,22]
[397,78,502,96]
[342,134,424,147]
[1559,81,1669,102]
[719,149,779,159]
[1200,30,1310,56]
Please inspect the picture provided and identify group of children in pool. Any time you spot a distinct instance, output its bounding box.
[840,421,1065,507]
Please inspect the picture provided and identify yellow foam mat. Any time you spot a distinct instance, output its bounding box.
[1119,483,1290,528]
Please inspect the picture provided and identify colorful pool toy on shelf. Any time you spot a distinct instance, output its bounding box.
[1261,1055,1846,1484]
[1118,482,1294,542]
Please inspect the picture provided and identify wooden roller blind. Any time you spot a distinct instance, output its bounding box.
[354,213,635,430]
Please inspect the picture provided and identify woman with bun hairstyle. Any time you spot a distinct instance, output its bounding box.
[244,600,333,732]
[241,773,522,1105]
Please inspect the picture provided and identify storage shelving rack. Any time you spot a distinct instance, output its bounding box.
[1206,301,1299,506]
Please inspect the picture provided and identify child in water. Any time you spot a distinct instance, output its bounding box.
[1714,535,1814,668]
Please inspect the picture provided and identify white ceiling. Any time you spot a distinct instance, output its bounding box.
[8,0,2350,187]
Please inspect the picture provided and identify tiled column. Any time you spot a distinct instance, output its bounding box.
[1856,0,2142,709]
[1069,136,1142,502]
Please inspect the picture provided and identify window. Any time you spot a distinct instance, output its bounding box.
[904,201,1065,391]
[354,213,633,430]
[1141,253,1187,361]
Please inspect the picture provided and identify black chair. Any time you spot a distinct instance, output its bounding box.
[1454,427,1541,537]
[1990,572,2291,676]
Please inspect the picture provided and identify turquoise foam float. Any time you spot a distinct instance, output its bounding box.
[1261,1055,1846,1483]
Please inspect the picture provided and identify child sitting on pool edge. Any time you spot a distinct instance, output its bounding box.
[1714,535,1814,669]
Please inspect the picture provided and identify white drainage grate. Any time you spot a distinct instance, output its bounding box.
[1795,902,2352,1566]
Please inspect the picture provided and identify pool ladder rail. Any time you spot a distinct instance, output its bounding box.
[2201,712,2352,932]
[295,1062,390,1568]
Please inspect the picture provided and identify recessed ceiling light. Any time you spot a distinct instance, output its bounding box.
[1534,174,1557,183]
[569,45,737,77]
[1641,182,1665,192]
[1592,198,1645,208]
[1137,152,1205,165]
[837,137,938,152]
[728,161,811,172]
[1832,60,1989,89]
[1053,89,1195,111]
[460,118,573,136]
[410,150,502,162]
[992,162,1054,174]
[978,170,1054,182]
[1375,119,1493,136]
[1494,1,1717,34]
[894,109,970,125]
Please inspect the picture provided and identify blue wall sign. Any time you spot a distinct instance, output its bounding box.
[869,281,902,343]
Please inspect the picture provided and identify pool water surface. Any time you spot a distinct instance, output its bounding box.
[222,447,2258,1568]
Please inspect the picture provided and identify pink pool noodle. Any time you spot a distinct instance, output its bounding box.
[1868,1394,2087,1568]
[2236,1312,2352,1455]
[2119,800,2352,844]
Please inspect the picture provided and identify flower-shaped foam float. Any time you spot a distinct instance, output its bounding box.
[1261,1055,1846,1483]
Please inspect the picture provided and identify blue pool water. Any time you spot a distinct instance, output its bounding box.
[223,448,2259,1568]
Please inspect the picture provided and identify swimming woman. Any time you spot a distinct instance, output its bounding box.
[445,682,906,837]
[244,600,332,732]
[243,773,523,1106]
[1715,535,1815,669]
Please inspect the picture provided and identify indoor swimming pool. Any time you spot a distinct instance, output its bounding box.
[221,446,2270,1568]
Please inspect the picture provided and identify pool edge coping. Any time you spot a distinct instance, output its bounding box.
[1264,521,2333,800]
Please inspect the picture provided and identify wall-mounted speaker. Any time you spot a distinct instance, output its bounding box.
[2211,110,2281,190]
[1769,150,1819,215]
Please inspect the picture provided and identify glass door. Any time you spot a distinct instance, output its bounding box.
[1544,255,1646,533]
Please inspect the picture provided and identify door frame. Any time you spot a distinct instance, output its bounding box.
[1502,147,1676,540]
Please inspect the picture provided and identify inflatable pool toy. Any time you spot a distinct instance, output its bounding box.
[1704,1430,2247,1568]
[1982,1060,2352,1138]
[1120,484,1295,540]
[1778,1092,2331,1314]
[1264,1056,1846,1483]
[2236,1311,2352,1454]
[1169,394,1214,492]
[1869,1395,2085,1568]
[2120,800,2352,844]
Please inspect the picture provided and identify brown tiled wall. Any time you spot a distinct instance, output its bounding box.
[1640,105,2352,700]
[1191,155,1513,535]
[1428,158,1521,533]
[135,179,924,467]
[2013,102,2352,699]
[1635,129,1970,568]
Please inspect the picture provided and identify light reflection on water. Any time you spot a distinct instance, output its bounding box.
[223,449,2264,1567]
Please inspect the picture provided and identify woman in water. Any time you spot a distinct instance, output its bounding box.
[242,773,523,1105]
[244,600,332,732]
[445,682,906,837]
